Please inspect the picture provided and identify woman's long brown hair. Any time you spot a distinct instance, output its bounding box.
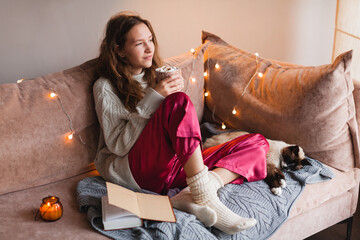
[97,11,163,112]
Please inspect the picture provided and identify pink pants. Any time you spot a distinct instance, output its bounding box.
[128,92,268,195]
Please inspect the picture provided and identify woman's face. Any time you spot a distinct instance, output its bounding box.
[120,23,154,75]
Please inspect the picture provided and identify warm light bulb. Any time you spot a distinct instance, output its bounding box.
[67,133,74,140]
[190,48,196,54]
[17,79,24,83]
[215,63,220,69]
[258,72,263,78]
[191,77,196,83]
[204,72,208,77]
[204,91,209,97]
[221,123,226,129]
[254,52,259,57]
[232,108,237,115]
[49,92,57,98]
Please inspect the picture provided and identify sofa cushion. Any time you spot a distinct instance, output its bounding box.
[0,170,107,239]
[202,31,360,171]
[165,42,209,121]
[0,43,208,196]
[289,165,357,218]
[270,191,354,240]
[0,59,100,196]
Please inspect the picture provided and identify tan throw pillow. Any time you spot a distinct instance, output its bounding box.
[165,42,209,121]
[202,31,359,171]
[0,59,100,195]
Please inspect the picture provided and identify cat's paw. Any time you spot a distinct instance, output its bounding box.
[271,187,282,196]
[280,179,287,188]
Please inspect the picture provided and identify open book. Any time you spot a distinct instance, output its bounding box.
[102,182,176,230]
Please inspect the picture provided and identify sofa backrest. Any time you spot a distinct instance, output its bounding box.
[0,43,208,195]
[0,60,100,195]
[164,42,208,121]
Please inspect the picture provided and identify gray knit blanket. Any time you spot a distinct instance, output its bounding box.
[77,157,333,240]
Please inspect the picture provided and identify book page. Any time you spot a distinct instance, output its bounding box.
[102,196,137,221]
[102,196,142,230]
[106,182,140,217]
[137,192,176,222]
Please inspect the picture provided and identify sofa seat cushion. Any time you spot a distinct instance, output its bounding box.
[271,191,354,240]
[0,170,107,240]
[1,167,356,240]
[288,165,358,218]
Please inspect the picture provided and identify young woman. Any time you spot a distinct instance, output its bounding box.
[93,11,269,235]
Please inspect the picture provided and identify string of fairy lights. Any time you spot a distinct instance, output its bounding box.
[16,78,85,144]
[48,89,87,144]
[15,46,263,145]
[182,47,264,130]
[203,49,263,130]
[15,49,199,146]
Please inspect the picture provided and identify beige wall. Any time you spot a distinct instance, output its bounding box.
[0,0,336,84]
[333,0,360,81]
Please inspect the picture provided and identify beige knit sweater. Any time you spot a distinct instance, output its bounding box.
[93,72,164,189]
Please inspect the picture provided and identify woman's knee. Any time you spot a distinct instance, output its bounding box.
[164,92,191,105]
[162,92,195,115]
[253,133,268,143]
[232,133,269,153]
[251,133,270,151]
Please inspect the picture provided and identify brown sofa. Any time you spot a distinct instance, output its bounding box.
[1,32,359,239]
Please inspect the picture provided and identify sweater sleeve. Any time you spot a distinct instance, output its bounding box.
[93,78,164,157]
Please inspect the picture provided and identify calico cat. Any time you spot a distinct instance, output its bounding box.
[203,131,307,196]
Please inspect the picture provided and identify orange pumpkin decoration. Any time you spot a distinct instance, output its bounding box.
[39,196,63,221]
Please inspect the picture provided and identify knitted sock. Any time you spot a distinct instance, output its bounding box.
[186,166,257,235]
[170,171,223,227]
[171,187,217,226]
